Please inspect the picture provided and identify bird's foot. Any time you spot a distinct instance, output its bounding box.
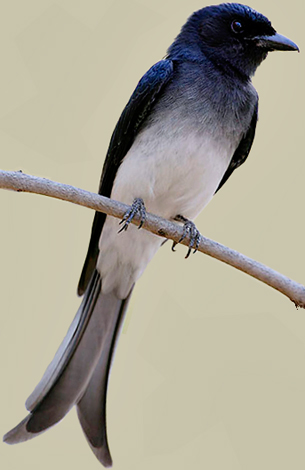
[171,215,201,259]
[118,198,147,233]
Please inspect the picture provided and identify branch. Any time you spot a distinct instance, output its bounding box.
[0,169,304,308]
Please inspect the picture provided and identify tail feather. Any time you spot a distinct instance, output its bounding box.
[77,288,133,467]
[26,270,101,413]
[3,271,132,467]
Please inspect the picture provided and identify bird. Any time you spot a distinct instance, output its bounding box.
[3,3,298,467]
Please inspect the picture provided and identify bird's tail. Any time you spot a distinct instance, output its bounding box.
[3,270,132,467]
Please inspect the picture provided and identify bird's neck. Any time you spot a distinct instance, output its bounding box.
[167,38,264,82]
[206,53,251,82]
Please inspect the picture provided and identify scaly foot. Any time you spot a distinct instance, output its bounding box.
[171,214,201,259]
[118,198,147,233]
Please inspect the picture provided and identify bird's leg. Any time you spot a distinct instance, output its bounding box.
[171,214,201,259]
[118,197,147,233]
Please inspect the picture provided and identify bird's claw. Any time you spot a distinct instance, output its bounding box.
[171,241,178,252]
[172,215,201,258]
[118,198,146,233]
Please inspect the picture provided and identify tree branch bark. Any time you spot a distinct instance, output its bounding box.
[0,169,304,308]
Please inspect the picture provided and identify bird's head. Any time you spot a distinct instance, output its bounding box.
[168,3,299,78]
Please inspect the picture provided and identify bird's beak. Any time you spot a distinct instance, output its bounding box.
[255,32,299,52]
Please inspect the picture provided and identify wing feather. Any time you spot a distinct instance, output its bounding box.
[78,60,174,295]
[216,101,258,193]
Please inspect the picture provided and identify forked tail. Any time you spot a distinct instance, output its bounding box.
[4,270,133,467]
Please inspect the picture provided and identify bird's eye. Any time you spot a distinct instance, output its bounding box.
[231,21,243,34]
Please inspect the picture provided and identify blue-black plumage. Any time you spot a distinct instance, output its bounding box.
[4,3,298,467]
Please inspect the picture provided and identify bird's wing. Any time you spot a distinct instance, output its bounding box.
[78,59,174,295]
[215,101,258,193]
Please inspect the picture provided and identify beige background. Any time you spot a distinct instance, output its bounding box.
[0,1,304,469]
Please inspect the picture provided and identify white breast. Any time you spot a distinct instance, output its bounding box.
[97,119,238,298]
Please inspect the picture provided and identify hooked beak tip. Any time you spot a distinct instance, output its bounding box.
[256,32,299,52]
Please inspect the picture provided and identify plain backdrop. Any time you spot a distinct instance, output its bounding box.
[0,1,304,469]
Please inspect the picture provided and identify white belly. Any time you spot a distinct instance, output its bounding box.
[97,122,236,298]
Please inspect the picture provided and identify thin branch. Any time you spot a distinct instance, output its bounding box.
[0,169,304,308]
